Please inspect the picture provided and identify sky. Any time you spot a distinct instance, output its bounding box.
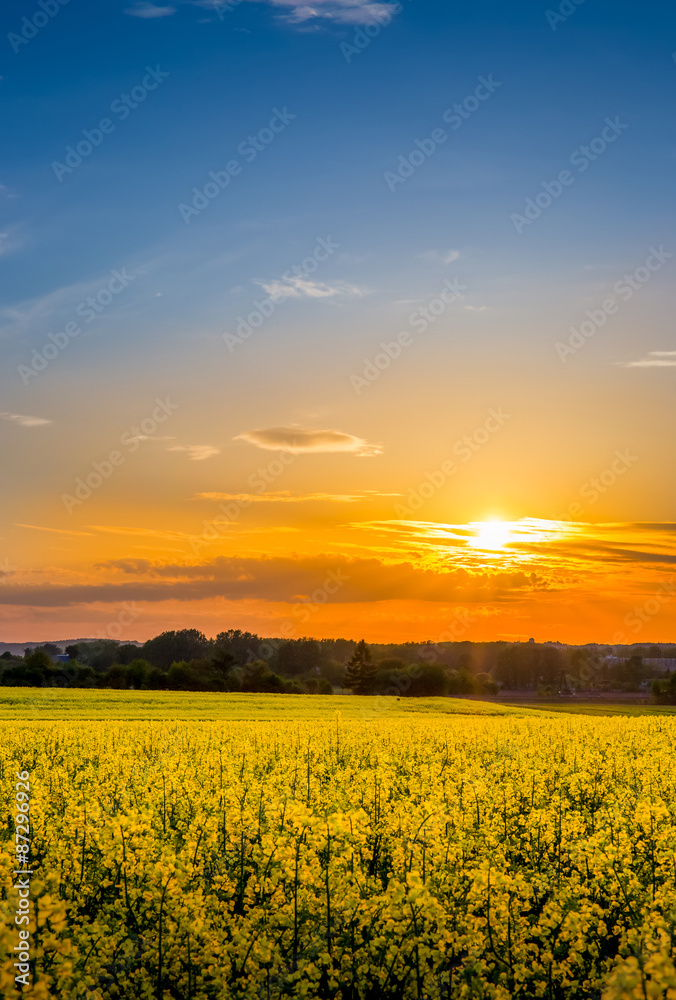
[1,0,676,644]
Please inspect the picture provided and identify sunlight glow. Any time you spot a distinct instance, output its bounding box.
[470,520,512,550]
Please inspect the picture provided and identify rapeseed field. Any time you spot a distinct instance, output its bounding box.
[2,701,676,997]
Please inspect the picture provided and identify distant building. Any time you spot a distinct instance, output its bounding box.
[602,655,676,675]
[645,658,676,674]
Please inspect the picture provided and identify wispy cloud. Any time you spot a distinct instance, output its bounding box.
[15,523,92,537]
[167,444,220,461]
[0,223,26,258]
[127,434,175,446]
[271,1,398,25]
[89,525,196,540]
[0,557,17,580]
[256,276,367,300]
[0,265,139,340]
[145,0,399,25]
[196,490,377,503]
[234,426,383,456]
[124,2,177,16]
[0,412,51,427]
[419,249,461,264]
[617,351,676,368]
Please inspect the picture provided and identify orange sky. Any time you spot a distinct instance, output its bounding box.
[2,494,676,644]
[3,252,675,646]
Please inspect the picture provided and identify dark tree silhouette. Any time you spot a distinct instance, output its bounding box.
[344,640,376,694]
[214,629,262,664]
[141,629,210,670]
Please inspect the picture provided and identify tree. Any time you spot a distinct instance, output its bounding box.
[616,654,645,690]
[344,640,376,694]
[1,656,48,686]
[319,659,346,688]
[126,658,152,689]
[474,672,499,695]
[30,643,62,657]
[101,663,128,689]
[304,676,334,694]
[69,640,122,671]
[25,649,53,671]
[115,643,143,665]
[238,660,286,693]
[141,630,210,670]
[495,643,563,689]
[214,630,262,664]
[568,648,604,690]
[446,669,475,695]
[408,663,447,697]
[376,657,409,676]
[211,646,235,677]
[275,638,323,677]
[653,672,676,704]
[72,664,96,688]
[455,649,475,673]
[373,658,412,696]
[166,661,199,691]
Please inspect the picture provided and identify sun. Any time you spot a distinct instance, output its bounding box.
[470,520,512,550]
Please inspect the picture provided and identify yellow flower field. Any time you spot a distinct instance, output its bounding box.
[2,706,676,998]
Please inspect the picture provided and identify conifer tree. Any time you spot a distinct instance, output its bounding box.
[344,639,376,694]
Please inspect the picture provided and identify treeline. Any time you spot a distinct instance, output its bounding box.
[493,645,668,693]
[652,673,676,704]
[0,632,673,697]
[0,630,496,696]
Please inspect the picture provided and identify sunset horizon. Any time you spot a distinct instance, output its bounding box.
[2,0,675,647]
[3,513,676,645]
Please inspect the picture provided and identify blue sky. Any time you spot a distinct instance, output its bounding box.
[4,0,675,307]
[2,0,676,640]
